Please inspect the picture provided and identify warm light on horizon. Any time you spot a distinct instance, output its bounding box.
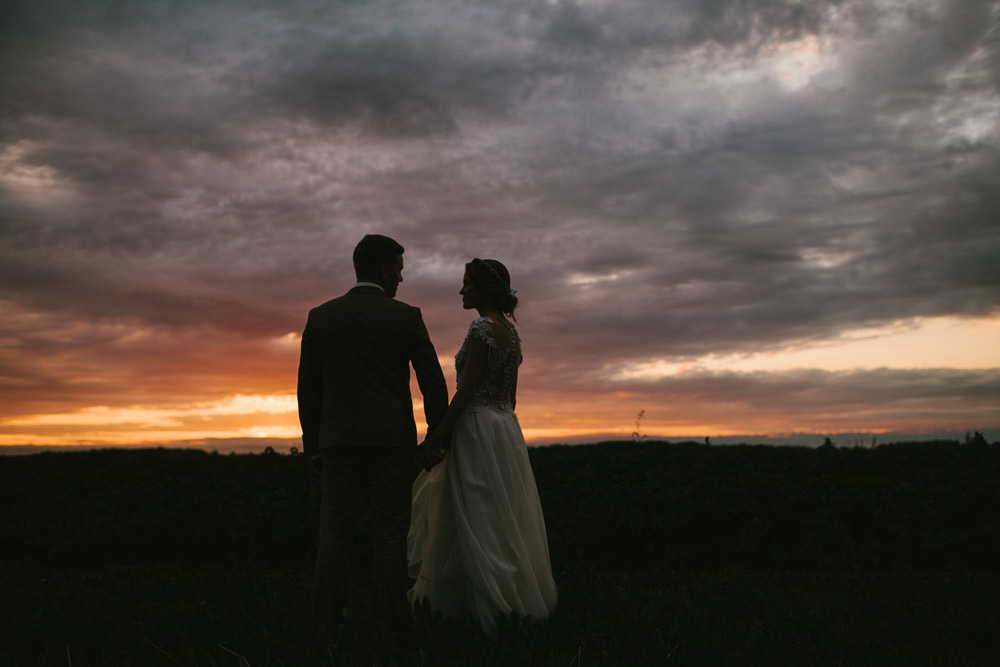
[2,315,998,450]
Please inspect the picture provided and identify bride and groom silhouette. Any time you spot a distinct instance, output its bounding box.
[297,234,557,646]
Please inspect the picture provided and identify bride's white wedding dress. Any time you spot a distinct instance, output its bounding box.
[407,317,558,634]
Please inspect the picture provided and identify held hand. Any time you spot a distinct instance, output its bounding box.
[416,437,446,470]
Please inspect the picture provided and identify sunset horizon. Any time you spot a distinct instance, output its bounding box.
[3,310,998,454]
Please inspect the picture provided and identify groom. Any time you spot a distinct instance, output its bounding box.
[297,233,449,645]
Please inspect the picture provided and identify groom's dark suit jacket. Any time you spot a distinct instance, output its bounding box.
[297,285,449,455]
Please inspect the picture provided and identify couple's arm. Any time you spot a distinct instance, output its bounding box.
[296,312,323,457]
[510,370,517,412]
[411,310,449,436]
[422,334,489,451]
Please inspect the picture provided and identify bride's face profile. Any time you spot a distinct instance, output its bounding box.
[460,270,482,311]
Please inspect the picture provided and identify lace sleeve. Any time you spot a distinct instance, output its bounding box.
[467,317,496,347]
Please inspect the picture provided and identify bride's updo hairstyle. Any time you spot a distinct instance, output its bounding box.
[467,258,519,319]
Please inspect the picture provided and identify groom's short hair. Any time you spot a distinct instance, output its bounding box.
[353,234,405,279]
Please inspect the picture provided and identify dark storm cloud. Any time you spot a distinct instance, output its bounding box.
[607,367,1000,410]
[1,0,998,437]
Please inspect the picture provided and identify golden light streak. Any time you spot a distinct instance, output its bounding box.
[616,316,1000,380]
[1,394,299,428]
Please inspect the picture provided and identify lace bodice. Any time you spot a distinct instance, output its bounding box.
[455,317,522,412]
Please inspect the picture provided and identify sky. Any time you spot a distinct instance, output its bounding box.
[2,0,999,452]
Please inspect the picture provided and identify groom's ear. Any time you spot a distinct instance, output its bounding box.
[377,254,403,279]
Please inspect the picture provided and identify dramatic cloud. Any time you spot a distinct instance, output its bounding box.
[2,0,998,447]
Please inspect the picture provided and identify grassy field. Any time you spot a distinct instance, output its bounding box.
[4,565,998,666]
[2,441,999,665]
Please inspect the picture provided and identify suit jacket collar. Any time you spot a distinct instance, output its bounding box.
[348,284,387,296]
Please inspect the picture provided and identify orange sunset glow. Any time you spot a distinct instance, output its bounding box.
[3,313,998,451]
[2,0,999,453]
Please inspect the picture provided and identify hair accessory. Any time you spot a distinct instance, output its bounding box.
[473,258,509,289]
[509,289,518,295]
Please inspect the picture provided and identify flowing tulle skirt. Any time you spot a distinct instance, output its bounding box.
[407,407,558,634]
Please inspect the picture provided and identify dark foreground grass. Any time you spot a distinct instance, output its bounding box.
[3,444,998,664]
[3,565,998,666]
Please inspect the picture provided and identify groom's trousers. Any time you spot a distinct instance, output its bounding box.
[314,446,415,638]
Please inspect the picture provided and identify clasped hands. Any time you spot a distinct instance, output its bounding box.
[416,434,447,470]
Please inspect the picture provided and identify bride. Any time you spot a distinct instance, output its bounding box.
[408,258,558,634]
